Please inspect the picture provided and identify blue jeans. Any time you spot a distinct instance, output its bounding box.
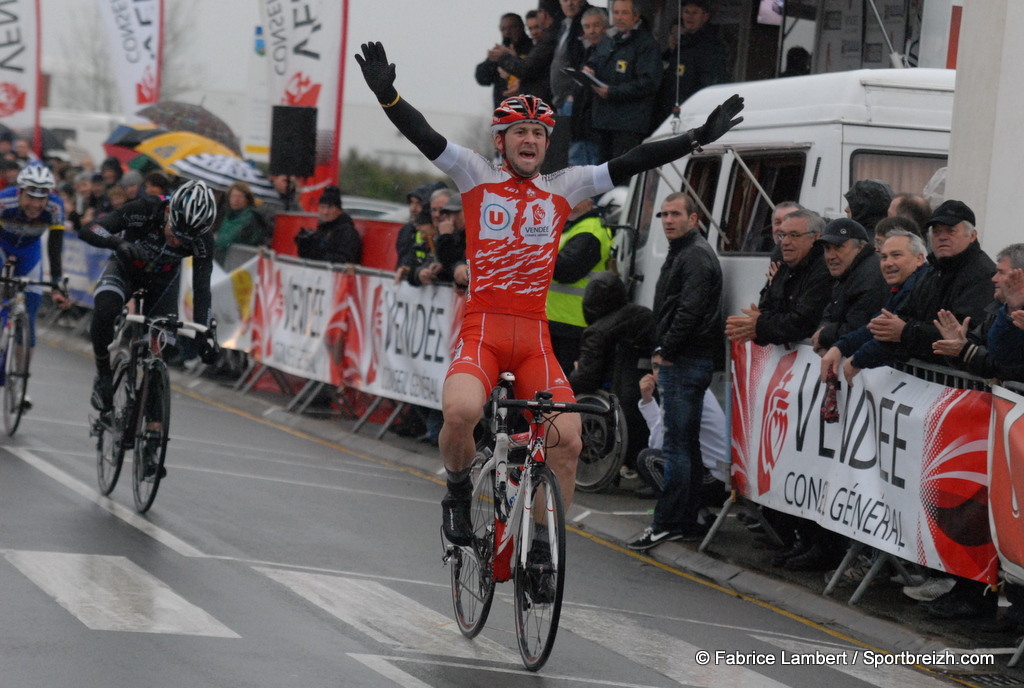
[653,357,714,533]
[568,140,601,167]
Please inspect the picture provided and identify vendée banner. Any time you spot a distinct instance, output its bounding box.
[95,0,163,118]
[247,255,462,409]
[731,341,997,584]
[989,385,1024,586]
[259,0,349,209]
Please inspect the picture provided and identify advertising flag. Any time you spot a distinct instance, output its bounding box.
[0,0,41,142]
[259,0,349,210]
[96,0,163,118]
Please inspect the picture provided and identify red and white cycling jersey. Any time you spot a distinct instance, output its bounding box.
[433,142,613,319]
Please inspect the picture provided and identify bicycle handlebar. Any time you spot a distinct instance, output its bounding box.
[124,313,210,336]
[0,275,68,291]
[498,397,617,417]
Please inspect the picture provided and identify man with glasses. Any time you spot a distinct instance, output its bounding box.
[726,208,831,346]
[629,191,722,550]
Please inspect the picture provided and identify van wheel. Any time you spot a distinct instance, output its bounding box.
[574,391,627,493]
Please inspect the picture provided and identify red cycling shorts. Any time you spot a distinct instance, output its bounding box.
[448,312,576,403]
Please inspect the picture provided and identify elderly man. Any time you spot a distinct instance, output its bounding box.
[584,0,662,162]
[933,242,1024,379]
[811,218,886,353]
[726,209,831,346]
[887,192,931,233]
[549,0,590,112]
[629,191,722,550]
[567,6,609,166]
[821,228,930,382]
[845,199,996,383]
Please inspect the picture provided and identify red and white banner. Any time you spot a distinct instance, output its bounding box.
[989,385,1024,585]
[247,255,462,406]
[731,341,997,584]
[95,0,163,118]
[259,0,349,209]
[0,1,40,138]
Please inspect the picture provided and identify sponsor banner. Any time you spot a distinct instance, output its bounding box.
[0,0,39,131]
[95,0,162,117]
[247,256,463,408]
[259,0,349,209]
[61,232,111,308]
[341,273,464,410]
[178,256,258,352]
[989,385,1024,585]
[732,341,997,583]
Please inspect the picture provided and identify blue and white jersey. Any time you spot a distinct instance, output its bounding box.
[0,193,66,270]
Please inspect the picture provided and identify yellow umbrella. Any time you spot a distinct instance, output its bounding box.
[134,131,240,172]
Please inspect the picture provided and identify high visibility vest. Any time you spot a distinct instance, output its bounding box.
[546,216,612,327]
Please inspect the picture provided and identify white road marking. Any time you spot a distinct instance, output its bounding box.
[257,568,518,663]
[4,551,238,637]
[350,654,672,686]
[753,635,966,687]
[6,447,206,558]
[561,606,791,688]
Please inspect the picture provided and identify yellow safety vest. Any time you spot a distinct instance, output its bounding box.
[546,216,612,327]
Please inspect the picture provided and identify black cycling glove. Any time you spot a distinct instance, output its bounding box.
[355,41,398,105]
[196,330,220,365]
[116,240,148,263]
[693,93,745,147]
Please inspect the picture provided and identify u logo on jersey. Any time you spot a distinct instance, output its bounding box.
[479,190,516,241]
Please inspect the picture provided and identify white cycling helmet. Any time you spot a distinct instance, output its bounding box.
[168,180,217,239]
[17,164,56,198]
[596,186,628,226]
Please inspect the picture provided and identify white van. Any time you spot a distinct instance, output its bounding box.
[613,68,955,315]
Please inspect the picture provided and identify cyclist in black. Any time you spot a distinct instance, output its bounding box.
[79,180,220,413]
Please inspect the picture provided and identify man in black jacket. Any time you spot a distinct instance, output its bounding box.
[294,186,362,265]
[476,13,534,108]
[492,0,562,104]
[726,209,831,346]
[811,218,886,353]
[629,191,723,550]
[849,199,996,376]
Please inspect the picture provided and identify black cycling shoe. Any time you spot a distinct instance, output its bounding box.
[441,482,473,546]
[525,540,556,605]
[91,373,113,412]
[141,437,166,479]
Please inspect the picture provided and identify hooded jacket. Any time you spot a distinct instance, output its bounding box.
[844,180,893,233]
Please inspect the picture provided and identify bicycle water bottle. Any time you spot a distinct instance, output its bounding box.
[507,466,522,508]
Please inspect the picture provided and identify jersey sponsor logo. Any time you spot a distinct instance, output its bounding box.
[520,198,557,245]
[479,190,516,242]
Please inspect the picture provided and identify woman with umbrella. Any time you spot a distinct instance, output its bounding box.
[213,181,268,265]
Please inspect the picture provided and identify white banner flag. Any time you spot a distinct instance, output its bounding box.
[259,0,348,206]
[0,0,40,131]
[96,0,162,118]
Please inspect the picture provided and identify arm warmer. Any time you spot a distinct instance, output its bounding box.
[607,131,698,186]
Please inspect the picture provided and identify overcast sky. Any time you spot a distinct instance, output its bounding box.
[41,0,543,118]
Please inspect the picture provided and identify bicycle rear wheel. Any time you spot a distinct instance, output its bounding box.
[451,453,496,638]
[96,353,131,495]
[3,310,30,436]
[574,392,626,493]
[132,362,170,513]
[513,464,566,671]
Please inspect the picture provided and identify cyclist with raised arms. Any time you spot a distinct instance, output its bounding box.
[355,41,743,551]
[0,164,71,407]
[79,180,220,417]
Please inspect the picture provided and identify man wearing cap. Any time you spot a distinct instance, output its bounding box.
[396,181,448,270]
[294,186,362,265]
[726,208,832,346]
[435,193,469,290]
[845,199,996,381]
[810,218,886,353]
[821,228,930,382]
[119,170,144,201]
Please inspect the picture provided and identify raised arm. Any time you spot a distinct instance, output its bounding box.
[356,42,448,161]
[607,94,743,186]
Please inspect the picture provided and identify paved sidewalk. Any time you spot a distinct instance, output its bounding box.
[41,324,1024,686]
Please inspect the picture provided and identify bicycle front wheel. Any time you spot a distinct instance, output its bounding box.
[3,310,30,436]
[573,392,626,493]
[451,454,496,638]
[513,464,566,671]
[96,353,131,495]
[132,362,170,513]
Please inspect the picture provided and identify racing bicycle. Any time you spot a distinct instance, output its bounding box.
[0,259,66,436]
[91,297,213,513]
[444,373,613,671]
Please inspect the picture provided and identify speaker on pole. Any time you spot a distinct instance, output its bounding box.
[270,106,317,177]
